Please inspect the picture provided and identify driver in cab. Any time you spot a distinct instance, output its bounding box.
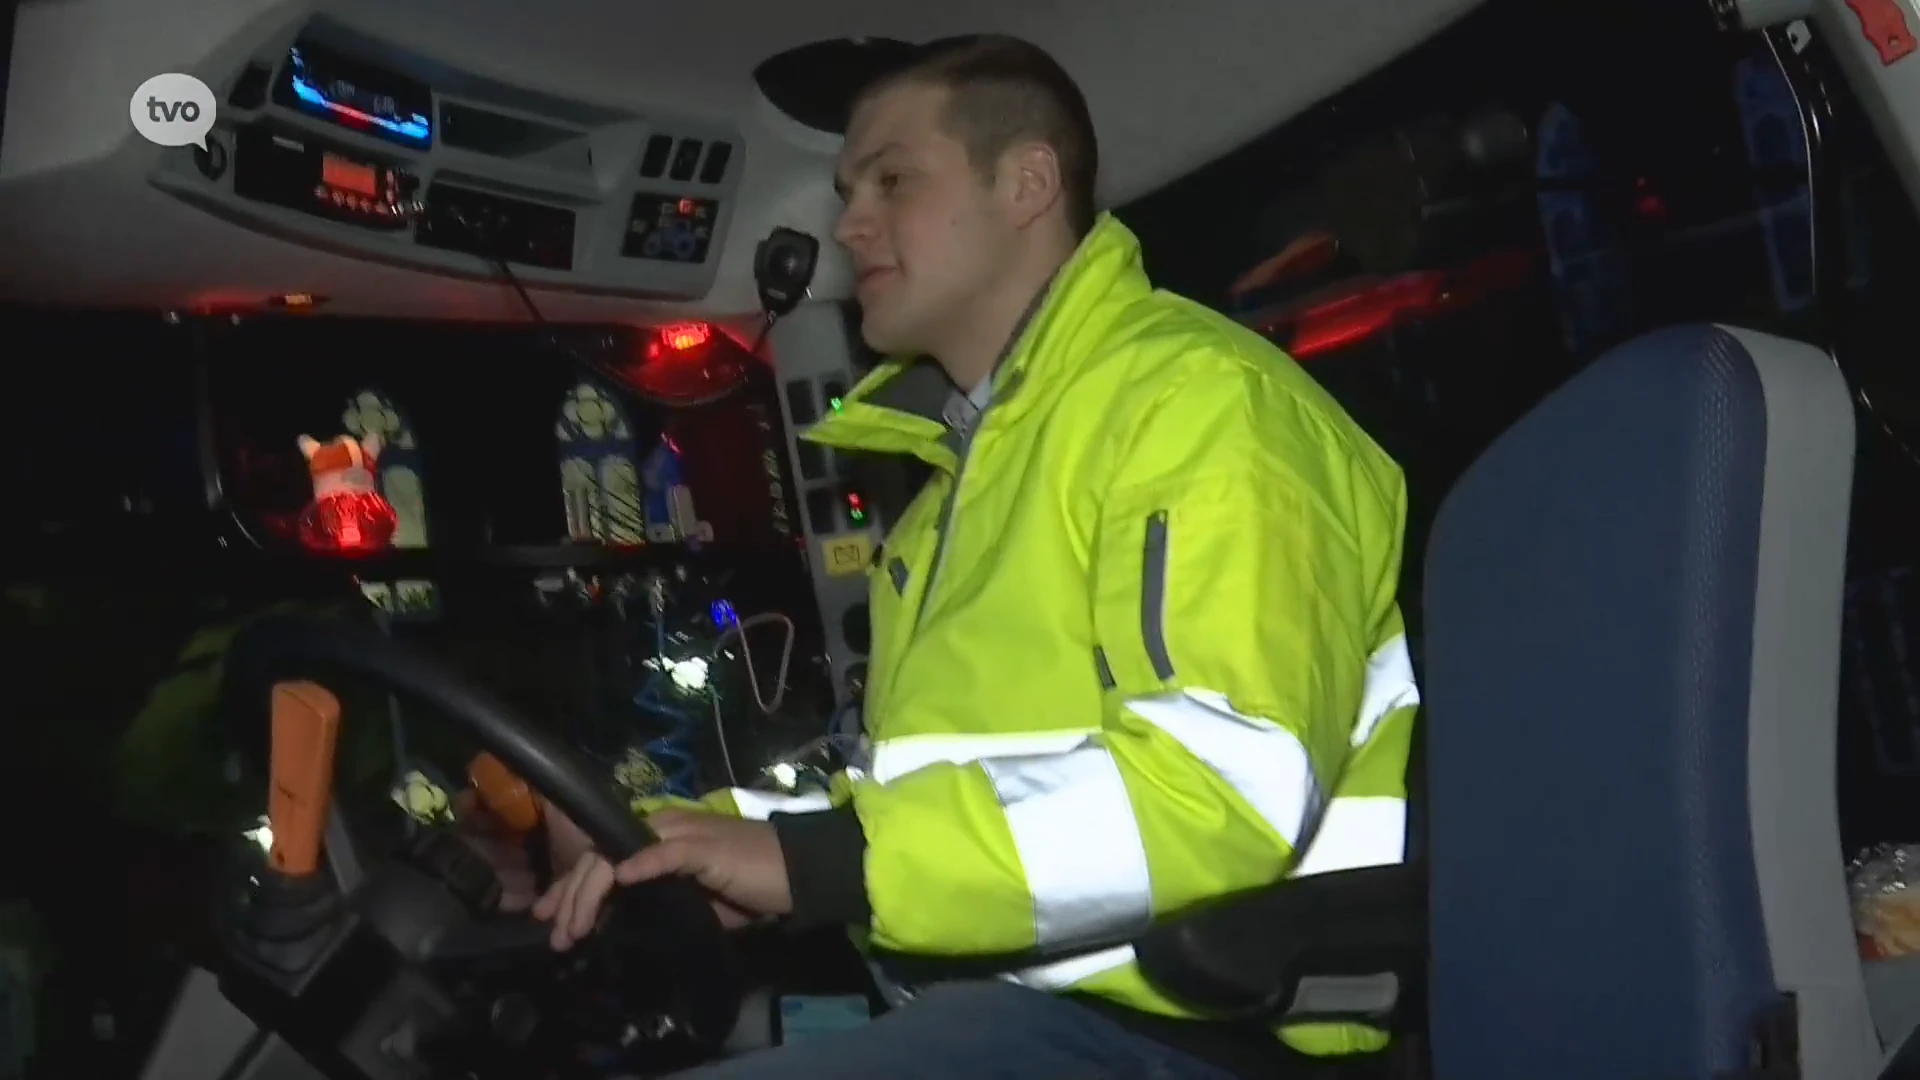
[475,34,1420,1080]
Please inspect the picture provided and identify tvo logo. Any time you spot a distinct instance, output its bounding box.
[130,73,217,149]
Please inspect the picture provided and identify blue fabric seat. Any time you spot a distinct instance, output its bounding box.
[1422,324,1871,1079]
[1136,323,1877,1079]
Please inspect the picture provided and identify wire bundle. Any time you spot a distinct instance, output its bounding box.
[630,612,703,797]
[626,597,795,797]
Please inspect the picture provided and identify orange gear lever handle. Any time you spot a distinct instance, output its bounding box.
[469,752,543,835]
[267,681,343,877]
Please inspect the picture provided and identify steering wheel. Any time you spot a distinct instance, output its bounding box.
[215,613,743,1078]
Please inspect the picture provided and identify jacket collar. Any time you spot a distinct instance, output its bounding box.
[805,213,1150,464]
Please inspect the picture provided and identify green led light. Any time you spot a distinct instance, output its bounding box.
[849,509,865,523]
[829,396,844,412]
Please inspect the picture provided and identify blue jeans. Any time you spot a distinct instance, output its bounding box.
[677,982,1239,1080]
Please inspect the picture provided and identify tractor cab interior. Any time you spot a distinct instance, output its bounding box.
[5,0,1920,1078]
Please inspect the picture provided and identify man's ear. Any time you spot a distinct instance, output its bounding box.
[1000,140,1063,229]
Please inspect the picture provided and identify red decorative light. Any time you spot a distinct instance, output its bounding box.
[1632,178,1667,222]
[659,322,712,352]
[1288,273,1446,359]
[1253,247,1538,360]
[297,490,398,557]
[630,321,748,404]
[1228,230,1341,303]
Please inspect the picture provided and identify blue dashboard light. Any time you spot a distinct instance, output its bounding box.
[283,45,432,148]
[290,74,432,145]
[711,600,738,628]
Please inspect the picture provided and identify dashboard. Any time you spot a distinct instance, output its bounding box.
[127,14,882,711]
[147,16,745,301]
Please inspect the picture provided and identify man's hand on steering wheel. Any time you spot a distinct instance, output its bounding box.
[532,809,794,950]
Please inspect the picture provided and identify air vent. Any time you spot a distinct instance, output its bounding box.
[700,141,733,184]
[640,134,672,177]
[228,62,271,110]
[669,139,703,181]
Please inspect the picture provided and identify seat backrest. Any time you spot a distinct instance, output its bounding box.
[1422,325,1873,1079]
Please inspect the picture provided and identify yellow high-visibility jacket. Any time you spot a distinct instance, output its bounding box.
[659,213,1418,1056]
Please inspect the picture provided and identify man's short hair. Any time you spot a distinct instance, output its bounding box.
[859,35,1099,238]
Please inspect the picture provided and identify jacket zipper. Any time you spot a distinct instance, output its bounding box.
[906,286,1049,636]
[912,405,989,633]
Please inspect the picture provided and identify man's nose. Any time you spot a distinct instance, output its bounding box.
[833,202,871,250]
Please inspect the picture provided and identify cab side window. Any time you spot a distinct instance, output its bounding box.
[1123,0,1920,850]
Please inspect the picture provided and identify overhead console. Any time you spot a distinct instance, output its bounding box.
[149,16,743,301]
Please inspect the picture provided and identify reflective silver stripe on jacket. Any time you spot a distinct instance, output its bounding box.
[853,635,1419,989]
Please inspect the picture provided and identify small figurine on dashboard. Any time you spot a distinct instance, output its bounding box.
[295,432,397,556]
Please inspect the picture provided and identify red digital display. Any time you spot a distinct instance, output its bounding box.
[322,152,379,199]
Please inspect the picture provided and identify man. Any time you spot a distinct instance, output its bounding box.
[526,34,1420,1079]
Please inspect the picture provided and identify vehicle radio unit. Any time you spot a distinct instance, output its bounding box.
[271,38,433,150]
[231,123,420,230]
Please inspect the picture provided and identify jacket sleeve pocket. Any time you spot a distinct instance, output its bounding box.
[1090,473,1369,784]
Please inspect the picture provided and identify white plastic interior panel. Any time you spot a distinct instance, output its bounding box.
[766,301,875,707]
[0,0,1483,322]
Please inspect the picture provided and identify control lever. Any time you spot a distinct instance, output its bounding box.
[229,682,347,976]
[470,751,543,836]
[467,751,562,904]
[267,681,342,877]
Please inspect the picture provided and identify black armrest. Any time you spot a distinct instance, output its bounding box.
[1134,863,1425,1027]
